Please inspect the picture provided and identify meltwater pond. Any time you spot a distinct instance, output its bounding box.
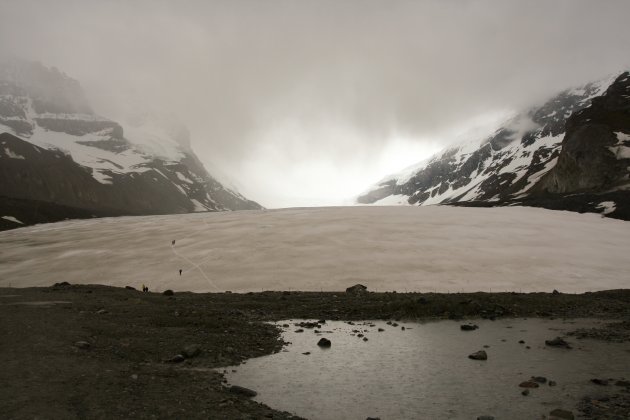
[223,318,630,420]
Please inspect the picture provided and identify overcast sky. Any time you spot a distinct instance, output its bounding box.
[2,0,630,207]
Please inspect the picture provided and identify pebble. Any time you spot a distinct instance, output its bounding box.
[74,341,91,350]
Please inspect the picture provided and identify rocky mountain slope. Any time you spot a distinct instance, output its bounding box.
[357,72,630,220]
[0,59,261,230]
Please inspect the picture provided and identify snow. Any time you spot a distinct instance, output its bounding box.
[1,216,23,224]
[190,199,209,212]
[608,132,630,159]
[596,201,616,215]
[2,147,25,159]
[371,194,411,206]
[175,171,193,184]
[0,206,628,294]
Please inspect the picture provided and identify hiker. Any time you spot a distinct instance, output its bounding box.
[142,284,147,292]
[179,269,182,276]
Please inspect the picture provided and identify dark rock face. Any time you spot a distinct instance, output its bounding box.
[0,60,262,230]
[537,72,630,197]
[357,72,630,220]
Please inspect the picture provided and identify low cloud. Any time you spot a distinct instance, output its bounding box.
[1,0,629,206]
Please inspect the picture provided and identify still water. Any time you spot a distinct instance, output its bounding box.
[224,318,630,419]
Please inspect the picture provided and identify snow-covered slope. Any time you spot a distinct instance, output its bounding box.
[0,59,261,229]
[357,72,630,220]
[1,206,628,293]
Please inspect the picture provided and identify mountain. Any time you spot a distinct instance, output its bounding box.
[357,71,630,220]
[0,59,261,230]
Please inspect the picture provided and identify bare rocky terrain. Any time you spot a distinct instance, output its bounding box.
[1,284,629,419]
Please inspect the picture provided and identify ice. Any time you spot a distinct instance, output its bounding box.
[1,206,629,294]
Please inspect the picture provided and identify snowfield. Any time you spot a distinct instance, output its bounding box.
[1,206,629,293]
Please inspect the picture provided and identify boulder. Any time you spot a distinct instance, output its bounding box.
[181,344,201,358]
[545,337,572,349]
[165,354,185,363]
[549,408,574,419]
[590,378,609,386]
[468,350,487,360]
[461,324,479,331]
[317,338,332,348]
[229,385,257,398]
[163,289,174,296]
[346,284,367,294]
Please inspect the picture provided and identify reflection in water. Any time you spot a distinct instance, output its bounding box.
[224,318,630,420]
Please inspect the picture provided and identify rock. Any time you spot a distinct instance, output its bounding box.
[165,354,185,363]
[461,324,479,331]
[366,417,381,420]
[282,324,290,328]
[549,380,557,386]
[125,286,136,290]
[532,376,547,384]
[296,321,320,329]
[302,352,311,355]
[363,337,368,341]
[378,328,384,332]
[229,385,257,398]
[615,380,630,387]
[295,329,304,333]
[519,381,540,388]
[54,281,71,287]
[317,319,326,324]
[518,340,525,344]
[477,416,495,420]
[468,350,487,360]
[545,337,572,349]
[181,344,201,358]
[552,289,560,294]
[73,341,90,349]
[163,289,174,296]
[401,326,405,331]
[346,284,367,294]
[522,389,530,396]
[317,338,332,348]
[549,408,574,419]
[590,378,609,386]
[392,322,399,327]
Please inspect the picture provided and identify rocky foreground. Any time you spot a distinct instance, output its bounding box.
[1,285,629,419]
